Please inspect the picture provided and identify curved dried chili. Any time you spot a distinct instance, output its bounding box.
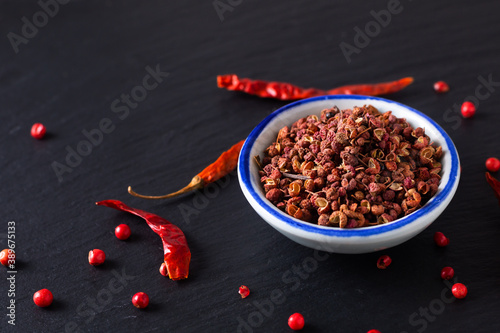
[128,140,244,199]
[486,172,500,206]
[217,74,413,100]
[96,200,191,280]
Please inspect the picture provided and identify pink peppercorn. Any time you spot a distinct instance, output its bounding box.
[433,81,449,93]
[434,232,449,247]
[451,283,467,299]
[461,102,476,118]
[88,249,106,266]
[288,313,305,330]
[377,255,392,269]
[114,224,131,240]
[132,292,149,308]
[31,123,46,139]
[239,285,250,298]
[441,267,455,280]
[33,289,53,307]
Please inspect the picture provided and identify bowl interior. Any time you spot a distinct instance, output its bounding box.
[239,95,460,238]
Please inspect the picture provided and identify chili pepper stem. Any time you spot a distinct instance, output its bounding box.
[128,175,205,200]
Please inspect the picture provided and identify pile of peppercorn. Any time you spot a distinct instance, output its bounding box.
[258,105,443,228]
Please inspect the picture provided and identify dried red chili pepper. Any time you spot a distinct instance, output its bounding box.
[128,140,244,199]
[486,172,500,206]
[96,200,191,280]
[217,74,413,100]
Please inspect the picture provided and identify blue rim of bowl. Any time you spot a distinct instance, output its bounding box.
[239,95,460,237]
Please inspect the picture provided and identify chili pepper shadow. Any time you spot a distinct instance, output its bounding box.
[181,235,203,284]
[147,194,196,205]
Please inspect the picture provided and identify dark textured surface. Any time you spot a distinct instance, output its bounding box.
[1,0,500,332]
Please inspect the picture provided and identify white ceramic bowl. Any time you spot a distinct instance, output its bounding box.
[238,95,460,254]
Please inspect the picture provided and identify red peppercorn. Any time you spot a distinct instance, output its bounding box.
[239,285,250,298]
[115,224,131,240]
[88,249,106,266]
[33,289,53,307]
[288,313,305,330]
[367,330,382,333]
[451,283,467,299]
[461,101,476,118]
[132,292,149,308]
[485,157,500,173]
[441,266,455,280]
[376,255,392,269]
[31,123,47,139]
[433,81,449,93]
[434,232,449,247]
[159,263,168,277]
[0,249,15,267]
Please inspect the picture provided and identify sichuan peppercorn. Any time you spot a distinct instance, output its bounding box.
[257,105,443,228]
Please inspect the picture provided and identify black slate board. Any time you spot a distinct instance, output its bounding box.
[1,0,500,332]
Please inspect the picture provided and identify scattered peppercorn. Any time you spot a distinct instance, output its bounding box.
[433,81,449,93]
[0,249,14,267]
[288,313,305,330]
[132,292,149,308]
[367,330,382,333]
[31,123,47,139]
[451,283,467,299]
[460,101,476,118]
[159,263,168,277]
[441,266,455,280]
[485,157,500,173]
[115,224,131,240]
[33,289,53,307]
[258,105,443,227]
[88,249,106,266]
[433,232,449,247]
[376,255,392,269]
[238,285,250,298]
